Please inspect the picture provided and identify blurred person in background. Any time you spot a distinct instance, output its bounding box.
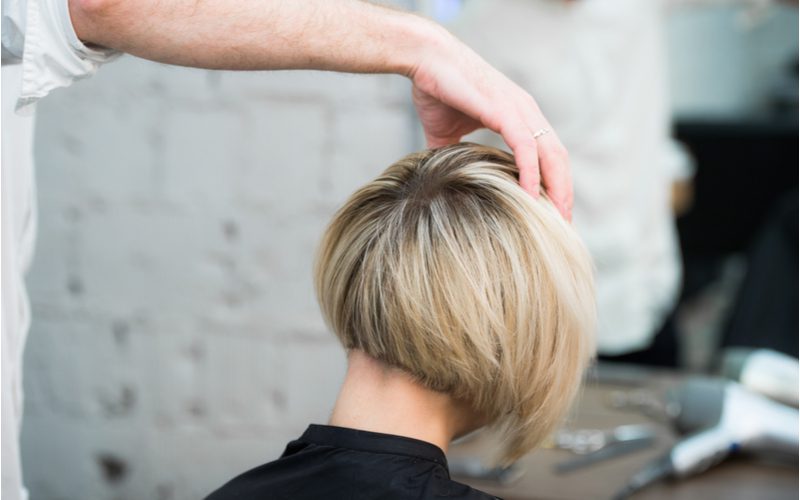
[2,1,575,499]
[454,0,711,367]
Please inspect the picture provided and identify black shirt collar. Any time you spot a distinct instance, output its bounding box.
[300,424,449,468]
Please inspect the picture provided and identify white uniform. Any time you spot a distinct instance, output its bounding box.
[454,0,690,354]
[2,1,116,498]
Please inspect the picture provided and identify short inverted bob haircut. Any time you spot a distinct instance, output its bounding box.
[315,143,596,463]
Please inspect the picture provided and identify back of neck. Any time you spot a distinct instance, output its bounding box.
[329,350,473,453]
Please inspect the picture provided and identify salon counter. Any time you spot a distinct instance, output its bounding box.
[448,364,797,500]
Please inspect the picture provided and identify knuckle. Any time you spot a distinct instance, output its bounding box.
[539,145,559,163]
[541,143,570,166]
[551,142,569,158]
[522,94,537,109]
[514,131,539,151]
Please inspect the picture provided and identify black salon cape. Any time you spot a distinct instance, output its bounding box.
[205,424,501,500]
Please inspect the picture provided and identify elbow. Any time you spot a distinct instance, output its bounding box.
[70,0,119,18]
[68,0,124,45]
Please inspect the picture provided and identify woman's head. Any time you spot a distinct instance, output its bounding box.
[314,143,595,463]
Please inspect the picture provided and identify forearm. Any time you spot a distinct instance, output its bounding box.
[70,0,576,218]
[69,0,448,75]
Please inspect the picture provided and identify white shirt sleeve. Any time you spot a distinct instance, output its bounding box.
[2,0,120,113]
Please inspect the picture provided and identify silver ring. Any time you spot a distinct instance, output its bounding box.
[533,128,551,140]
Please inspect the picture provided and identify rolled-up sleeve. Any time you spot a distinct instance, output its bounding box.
[15,0,119,111]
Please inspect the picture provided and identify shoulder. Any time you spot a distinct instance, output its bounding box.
[206,465,502,500]
[428,475,503,500]
[205,438,502,500]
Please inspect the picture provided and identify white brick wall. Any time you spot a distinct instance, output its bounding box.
[23,5,796,499]
[23,50,416,500]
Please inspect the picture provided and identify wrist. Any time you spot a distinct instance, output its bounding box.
[387,10,453,79]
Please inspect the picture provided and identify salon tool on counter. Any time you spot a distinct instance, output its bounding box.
[550,424,655,456]
[553,425,654,454]
[719,347,799,406]
[554,425,656,474]
[612,378,799,499]
[607,388,678,422]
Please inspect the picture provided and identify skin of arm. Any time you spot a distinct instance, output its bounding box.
[69,0,573,219]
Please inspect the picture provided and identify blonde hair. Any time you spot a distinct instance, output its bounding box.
[314,143,595,463]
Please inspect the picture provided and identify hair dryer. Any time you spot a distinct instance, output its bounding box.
[613,378,798,499]
[720,347,799,407]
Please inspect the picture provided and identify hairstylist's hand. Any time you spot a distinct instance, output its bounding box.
[409,31,572,220]
[69,0,570,218]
